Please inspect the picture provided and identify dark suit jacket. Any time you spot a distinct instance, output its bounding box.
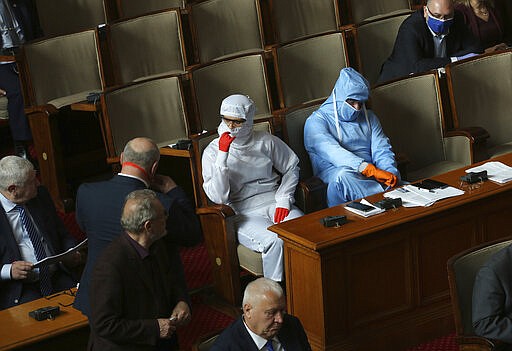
[472,244,512,346]
[378,9,482,83]
[211,315,312,351]
[88,233,189,351]
[74,175,201,316]
[0,186,76,310]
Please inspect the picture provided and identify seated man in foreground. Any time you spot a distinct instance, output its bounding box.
[472,242,512,345]
[0,156,78,310]
[304,68,399,207]
[378,0,482,83]
[211,277,312,351]
[88,189,191,351]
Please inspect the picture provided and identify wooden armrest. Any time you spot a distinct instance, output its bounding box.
[446,126,490,163]
[196,204,235,217]
[71,101,100,112]
[395,152,410,181]
[457,335,506,351]
[445,126,490,144]
[296,176,327,214]
[196,203,241,305]
[24,104,59,116]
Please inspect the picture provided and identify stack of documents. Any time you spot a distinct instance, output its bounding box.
[384,185,464,207]
[465,162,512,184]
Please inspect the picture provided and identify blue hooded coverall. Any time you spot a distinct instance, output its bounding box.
[304,68,399,207]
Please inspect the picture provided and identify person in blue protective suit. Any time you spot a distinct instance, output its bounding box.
[304,68,400,208]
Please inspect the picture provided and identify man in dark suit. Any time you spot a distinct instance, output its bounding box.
[211,277,312,351]
[378,0,482,83]
[0,156,77,310]
[472,243,512,346]
[74,137,201,316]
[88,189,191,351]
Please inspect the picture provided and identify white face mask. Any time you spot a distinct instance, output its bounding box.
[228,126,242,135]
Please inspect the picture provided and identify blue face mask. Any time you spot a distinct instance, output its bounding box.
[340,101,362,122]
[426,9,454,35]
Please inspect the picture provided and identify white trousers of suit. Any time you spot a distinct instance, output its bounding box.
[234,203,302,282]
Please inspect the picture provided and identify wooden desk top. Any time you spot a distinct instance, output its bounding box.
[0,289,88,351]
[270,153,512,251]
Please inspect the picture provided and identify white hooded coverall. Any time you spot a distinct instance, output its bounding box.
[201,95,303,282]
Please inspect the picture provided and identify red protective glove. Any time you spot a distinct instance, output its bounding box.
[219,132,236,152]
[273,207,290,224]
[361,163,398,187]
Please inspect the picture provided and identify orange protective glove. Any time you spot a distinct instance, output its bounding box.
[361,163,398,187]
[219,132,236,152]
[273,207,290,224]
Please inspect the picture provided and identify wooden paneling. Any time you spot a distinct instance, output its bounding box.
[270,153,512,351]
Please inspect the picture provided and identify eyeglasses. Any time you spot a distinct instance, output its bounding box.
[222,117,245,127]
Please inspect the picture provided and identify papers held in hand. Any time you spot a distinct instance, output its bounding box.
[32,238,88,268]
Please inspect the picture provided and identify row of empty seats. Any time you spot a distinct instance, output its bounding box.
[34,0,418,39]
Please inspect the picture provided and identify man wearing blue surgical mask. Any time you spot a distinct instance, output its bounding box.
[379,0,482,83]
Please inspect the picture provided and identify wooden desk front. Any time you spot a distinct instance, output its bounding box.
[0,289,88,351]
[269,154,512,351]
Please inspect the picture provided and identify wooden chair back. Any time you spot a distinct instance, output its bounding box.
[446,50,512,158]
[190,53,273,132]
[272,32,348,108]
[353,12,411,85]
[270,0,340,44]
[100,74,190,159]
[22,29,104,108]
[447,239,512,338]
[107,9,187,85]
[371,72,468,181]
[116,0,185,19]
[35,0,107,37]
[189,0,265,64]
[348,0,411,24]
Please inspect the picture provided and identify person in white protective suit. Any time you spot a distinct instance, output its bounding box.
[201,94,303,282]
[304,68,400,208]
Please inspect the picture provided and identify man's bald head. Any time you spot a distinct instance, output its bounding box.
[425,0,454,20]
[121,137,160,171]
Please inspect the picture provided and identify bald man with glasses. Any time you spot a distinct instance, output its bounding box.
[378,0,482,83]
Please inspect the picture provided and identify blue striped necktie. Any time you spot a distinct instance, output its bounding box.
[265,340,274,351]
[15,205,53,296]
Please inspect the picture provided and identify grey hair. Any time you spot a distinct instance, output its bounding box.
[242,277,284,306]
[120,189,159,234]
[0,156,34,190]
[122,138,160,170]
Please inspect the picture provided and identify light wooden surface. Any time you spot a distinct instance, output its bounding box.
[0,288,88,351]
[269,153,512,351]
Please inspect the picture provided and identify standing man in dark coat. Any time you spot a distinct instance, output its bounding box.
[211,277,312,351]
[378,0,482,83]
[88,189,191,351]
[74,137,201,316]
[0,156,77,310]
